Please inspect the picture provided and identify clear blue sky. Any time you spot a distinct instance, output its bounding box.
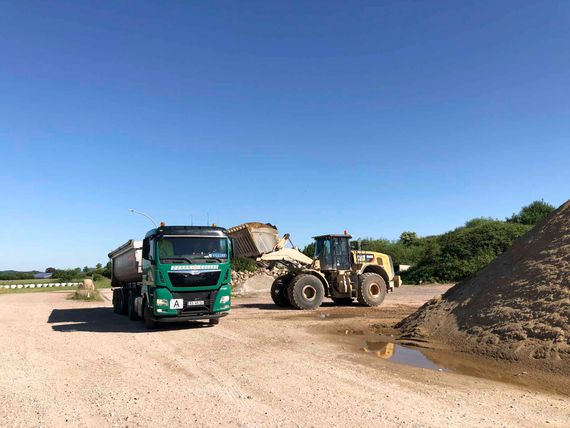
[1,1,568,271]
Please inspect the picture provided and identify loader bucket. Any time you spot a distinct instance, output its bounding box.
[227,222,281,258]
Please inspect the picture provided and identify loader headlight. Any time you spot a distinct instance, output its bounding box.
[156,299,169,307]
[220,295,230,304]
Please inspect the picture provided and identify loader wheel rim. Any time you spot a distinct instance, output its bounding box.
[369,283,380,297]
[302,285,317,301]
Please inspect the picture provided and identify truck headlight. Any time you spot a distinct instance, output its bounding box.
[220,296,230,304]
[156,299,169,307]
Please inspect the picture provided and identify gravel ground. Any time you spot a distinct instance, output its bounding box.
[0,285,568,427]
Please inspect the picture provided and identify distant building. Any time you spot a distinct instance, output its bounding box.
[34,272,53,279]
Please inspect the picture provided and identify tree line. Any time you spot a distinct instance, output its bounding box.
[0,262,112,282]
[50,262,112,282]
[303,200,556,284]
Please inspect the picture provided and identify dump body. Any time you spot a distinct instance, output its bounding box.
[108,240,143,285]
[227,222,280,258]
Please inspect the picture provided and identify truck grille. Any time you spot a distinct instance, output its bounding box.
[168,271,221,287]
[171,291,217,313]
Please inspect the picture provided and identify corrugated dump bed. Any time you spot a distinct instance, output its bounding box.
[108,239,143,284]
[227,222,280,258]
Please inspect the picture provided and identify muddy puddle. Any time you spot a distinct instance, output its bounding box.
[335,330,570,396]
[264,304,569,395]
[362,338,450,372]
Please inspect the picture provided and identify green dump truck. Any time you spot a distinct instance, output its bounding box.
[108,225,232,329]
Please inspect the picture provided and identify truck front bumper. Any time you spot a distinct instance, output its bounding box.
[152,311,229,323]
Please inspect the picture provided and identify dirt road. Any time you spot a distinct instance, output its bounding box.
[0,285,568,427]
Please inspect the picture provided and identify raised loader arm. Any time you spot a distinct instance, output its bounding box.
[258,247,313,268]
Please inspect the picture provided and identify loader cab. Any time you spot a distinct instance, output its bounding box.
[313,234,352,271]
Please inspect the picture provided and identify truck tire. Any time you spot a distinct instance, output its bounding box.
[331,297,353,306]
[357,273,387,307]
[287,274,324,310]
[128,293,139,320]
[270,274,293,307]
[118,289,128,315]
[113,289,124,314]
[112,289,119,313]
[143,300,157,329]
[209,318,219,326]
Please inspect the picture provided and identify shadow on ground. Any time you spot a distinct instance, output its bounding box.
[236,301,350,310]
[48,307,210,333]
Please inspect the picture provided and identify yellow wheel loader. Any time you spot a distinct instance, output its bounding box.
[228,223,401,310]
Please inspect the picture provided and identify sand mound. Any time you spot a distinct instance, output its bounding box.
[397,200,570,373]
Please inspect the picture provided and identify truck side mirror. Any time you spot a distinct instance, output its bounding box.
[230,238,236,258]
[142,238,150,260]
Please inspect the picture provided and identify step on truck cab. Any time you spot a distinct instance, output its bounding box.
[109,225,232,329]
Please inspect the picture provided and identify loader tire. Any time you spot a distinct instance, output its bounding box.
[331,297,353,306]
[357,273,387,307]
[270,274,293,307]
[287,274,324,310]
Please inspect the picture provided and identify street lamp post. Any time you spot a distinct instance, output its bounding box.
[128,209,158,227]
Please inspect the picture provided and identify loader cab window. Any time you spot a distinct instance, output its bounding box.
[332,237,351,270]
[315,238,331,259]
[314,236,351,271]
[315,238,332,267]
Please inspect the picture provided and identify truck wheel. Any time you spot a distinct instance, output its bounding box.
[143,300,157,329]
[114,289,124,314]
[112,289,119,313]
[287,274,324,310]
[331,297,353,306]
[209,318,219,326]
[357,273,387,307]
[270,274,293,307]
[119,289,128,315]
[128,293,139,320]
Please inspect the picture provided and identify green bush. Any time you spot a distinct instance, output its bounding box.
[231,257,258,272]
[464,217,497,228]
[302,242,315,258]
[402,221,531,283]
[0,272,36,281]
[102,261,112,278]
[358,237,431,266]
[507,200,555,225]
[54,269,81,282]
[399,231,418,246]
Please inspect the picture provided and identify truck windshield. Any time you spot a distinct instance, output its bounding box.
[158,237,228,263]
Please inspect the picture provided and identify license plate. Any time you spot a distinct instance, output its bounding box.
[187,300,205,307]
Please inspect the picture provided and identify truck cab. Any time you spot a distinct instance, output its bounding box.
[111,225,232,328]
